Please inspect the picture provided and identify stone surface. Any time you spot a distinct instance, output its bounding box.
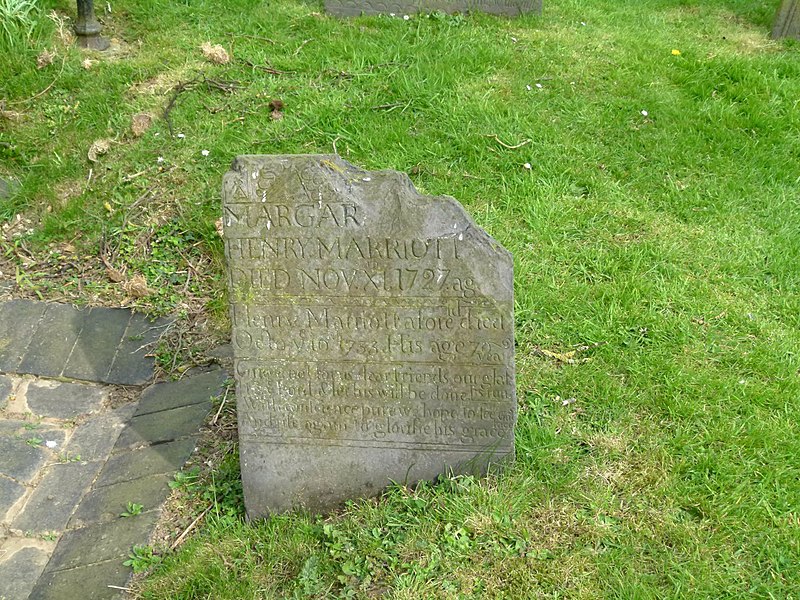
[25,380,106,420]
[11,461,103,534]
[105,312,172,385]
[65,405,135,462]
[223,155,516,517]
[325,0,541,16]
[61,306,132,382]
[0,374,12,409]
[0,546,50,600]
[1,299,164,385]
[43,510,159,573]
[135,368,227,416]
[0,428,65,483]
[773,0,800,39]
[94,437,197,488]
[69,474,171,528]
[18,303,88,378]
[28,558,128,600]
[0,476,26,518]
[0,299,46,373]
[115,401,212,449]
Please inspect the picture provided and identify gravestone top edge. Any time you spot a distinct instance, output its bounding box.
[226,153,513,267]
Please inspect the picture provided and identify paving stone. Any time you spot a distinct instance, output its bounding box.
[43,509,159,573]
[29,557,129,600]
[0,426,66,482]
[18,303,88,378]
[116,401,211,450]
[0,475,26,517]
[0,374,12,410]
[69,474,171,528]
[135,368,227,416]
[25,380,106,420]
[0,299,46,373]
[61,307,133,383]
[11,461,103,534]
[65,405,135,462]
[0,546,50,600]
[94,437,197,488]
[105,312,172,385]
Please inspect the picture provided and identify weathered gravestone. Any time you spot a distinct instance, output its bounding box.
[324,0,541,17]
[773,0,800,39]
[223,155,516,517]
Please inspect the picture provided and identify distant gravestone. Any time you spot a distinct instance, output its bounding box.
[325,0,540,17]
[223,155,516,518]
[773,0,800,39]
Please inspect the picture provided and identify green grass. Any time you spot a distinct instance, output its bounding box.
[2,0,800,597]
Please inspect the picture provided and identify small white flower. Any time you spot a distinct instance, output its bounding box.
[154,132,160,137]
[526,84,532,91]
[389,12,395,16]
[201,149,210,156]
[641,110,649,117]
[523,162,532,170]
[739,379,746,385]
[177,133,185,139]
[403,14,410,20]
[511,36,518,42]
[581,21,586,26]
[45,440,57,449]
[535,83,543,89]
[157,156,164,163]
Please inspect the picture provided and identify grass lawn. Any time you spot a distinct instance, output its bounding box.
[2,0,799,597]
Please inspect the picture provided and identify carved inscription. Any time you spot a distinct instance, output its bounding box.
[224,155,516,515]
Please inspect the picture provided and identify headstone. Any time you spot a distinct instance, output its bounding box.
[773,0,800,39]
[223,155,516,518]
[324,0,541,17]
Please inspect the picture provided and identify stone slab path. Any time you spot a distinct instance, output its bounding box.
[0,299,227,600]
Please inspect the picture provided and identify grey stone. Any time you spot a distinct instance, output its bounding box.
[43,510,159,573]
[115,401,211,449]
[94,437,197,488]
[69,474,171,528]
[0,475,26,517]
[773,0,800,39]
[11,461,103,534]
[223,155,516,517]
[0,546,50,600]
[0,177,20,199]
[325,0,541,16]
[28,558,128,600]
[105,312,172,385]
[0,299,46,373]
[0,374,12,409]
[18,303,87,378]
[64,405,134,462]
[25,381,106,420]
[0,421,65,483]
[62,307,132,382]
[135,368,227,416]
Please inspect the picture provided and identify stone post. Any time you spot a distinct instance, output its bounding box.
[74,0,110,50]
[772,0,800,39]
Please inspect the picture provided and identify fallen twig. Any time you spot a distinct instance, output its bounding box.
[240,58,293,75]
[226,32,276,44]
[486,134,532,149]
[170,505,212,551]
[7,56,67,105]
[211,385,230,426]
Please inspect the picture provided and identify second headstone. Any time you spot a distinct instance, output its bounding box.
[223,155,516,517]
